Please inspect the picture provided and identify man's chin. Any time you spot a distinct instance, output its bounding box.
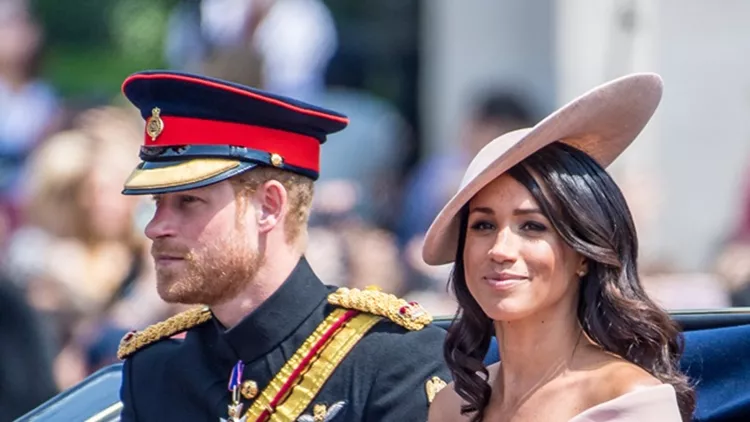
[156,280,202,305]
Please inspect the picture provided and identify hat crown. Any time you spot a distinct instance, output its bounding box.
[459,128,533,189]
[421,72,664,266]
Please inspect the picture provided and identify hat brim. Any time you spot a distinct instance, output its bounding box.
[122,158,256,195]
[422,73,664,266]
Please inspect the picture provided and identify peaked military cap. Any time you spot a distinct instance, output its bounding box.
[120,70,349,195]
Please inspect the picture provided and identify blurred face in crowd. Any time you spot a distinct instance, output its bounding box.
[79,148,139,242]
[463,116,530,158]
[462,174,583,322]
[145,180,263,306]
[0,0,40,72]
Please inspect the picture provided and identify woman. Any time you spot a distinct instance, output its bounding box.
[423,74,694,422]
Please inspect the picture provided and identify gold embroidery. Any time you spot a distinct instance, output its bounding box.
[123,158,241,190]
[244,310,380,421]
[425,376,447,403]
[117,306,212,359]
[327,286,432,331]
[243,309,347,421]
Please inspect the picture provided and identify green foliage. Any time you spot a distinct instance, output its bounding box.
[40,46,155,100]
[32,0,116,48]
[32,0,179,100]
[109,0,171,66]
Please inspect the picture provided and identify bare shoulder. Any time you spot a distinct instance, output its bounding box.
[583,352,664,405]
[427,381,466,422]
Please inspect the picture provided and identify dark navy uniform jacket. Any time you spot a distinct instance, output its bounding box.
[119,258,450,421]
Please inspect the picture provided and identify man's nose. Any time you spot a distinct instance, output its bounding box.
[144,206,177,240]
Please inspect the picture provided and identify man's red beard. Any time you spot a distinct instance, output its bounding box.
[151,233,264,306]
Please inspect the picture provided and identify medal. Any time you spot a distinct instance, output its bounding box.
[222,361,247,422]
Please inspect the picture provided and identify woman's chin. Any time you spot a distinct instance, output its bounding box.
[479,299,536,322]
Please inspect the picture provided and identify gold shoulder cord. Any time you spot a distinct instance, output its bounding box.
[327,286,432,331]
[117,306,212,360]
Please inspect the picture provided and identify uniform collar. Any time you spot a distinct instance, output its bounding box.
[216,257,329,363]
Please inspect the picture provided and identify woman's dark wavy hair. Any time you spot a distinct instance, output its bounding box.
[444,142,695,422]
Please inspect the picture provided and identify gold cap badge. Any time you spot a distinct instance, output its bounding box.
[146,107,164,141]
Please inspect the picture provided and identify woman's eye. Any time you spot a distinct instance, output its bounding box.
[520,221,547,232]
[470,221,495,231]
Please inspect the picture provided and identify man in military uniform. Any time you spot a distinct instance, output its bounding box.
[116,70,451,421]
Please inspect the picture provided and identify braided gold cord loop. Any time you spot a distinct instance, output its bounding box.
[117,306,212,359]
[327,286,432,331]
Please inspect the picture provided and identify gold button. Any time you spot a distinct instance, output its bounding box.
[241,380,259,399]
[270,153,283,167]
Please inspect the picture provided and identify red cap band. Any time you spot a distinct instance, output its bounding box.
[144,115,320,173]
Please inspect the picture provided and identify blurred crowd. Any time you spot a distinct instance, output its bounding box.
[2,0,750,420]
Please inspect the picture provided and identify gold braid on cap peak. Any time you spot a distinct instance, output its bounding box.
[117,306,212,360]
[327,286,432,331]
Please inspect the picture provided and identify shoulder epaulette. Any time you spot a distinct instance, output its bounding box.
[327,286,432,331]
[117,306,212,360]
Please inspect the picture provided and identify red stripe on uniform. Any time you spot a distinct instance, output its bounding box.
[145,116,320,173]
[256,310,359,422]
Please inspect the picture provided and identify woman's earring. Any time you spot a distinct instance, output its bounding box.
[577,261,588,279]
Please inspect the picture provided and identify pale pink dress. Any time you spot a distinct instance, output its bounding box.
[569,384,682,421]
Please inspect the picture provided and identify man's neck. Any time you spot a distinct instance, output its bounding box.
[211,250,302,328]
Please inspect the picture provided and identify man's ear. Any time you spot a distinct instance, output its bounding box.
[255,180,287,234]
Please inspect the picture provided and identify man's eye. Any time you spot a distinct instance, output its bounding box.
[180,195,200,204]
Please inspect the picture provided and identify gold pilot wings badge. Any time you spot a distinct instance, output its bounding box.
[296,401,346,422]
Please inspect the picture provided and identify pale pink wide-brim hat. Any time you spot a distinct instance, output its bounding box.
[422,72,663,266]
